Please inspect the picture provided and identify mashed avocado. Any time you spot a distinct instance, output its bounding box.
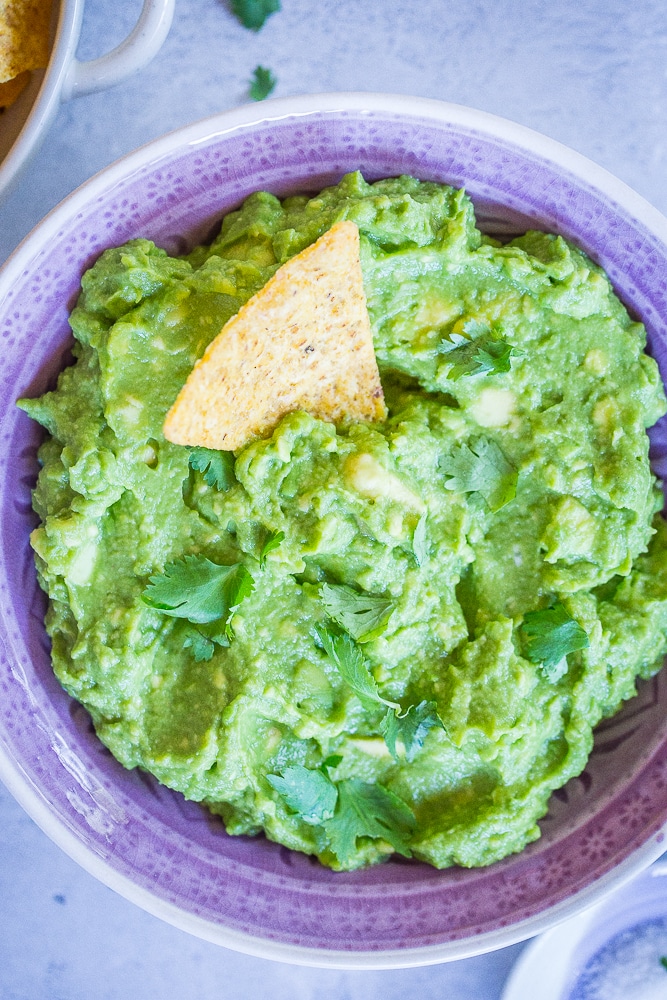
[19,171,667,870]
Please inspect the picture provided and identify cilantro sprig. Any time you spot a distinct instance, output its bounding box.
[440,437,517,512]
[440,329,516,381]
[259,529,284,568]
[314,624,400,712]
[231,0,280,30]
[380,700,445,762]
[320,583,394,643]
[267,762,416,864]
[142,555,254,656]
[326,778,415,863]
[188,447,236,491]
[267,764,337,824]
[519,603,589,681]
[315,622,444,760]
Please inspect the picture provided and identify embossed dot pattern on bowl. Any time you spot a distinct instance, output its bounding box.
[1,96,667,966]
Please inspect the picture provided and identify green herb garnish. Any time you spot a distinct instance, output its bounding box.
[259,529,285,567]
[519,603,589,680]
[315,623,445,760]
[314,624,400,712]
[440,437,517,512]
[231,0,280,30]
[267,764,416,864]
[249,64,277,101]
[142,555,254,628]
[188,447,236,491]
[267,764,337,825]
[324,778,416,863]
[441,330,516,380]
[380,700,445,762]
[660,956,667,971]
[320,583,394,642]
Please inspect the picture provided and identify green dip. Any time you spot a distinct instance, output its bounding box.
[19,171,667,870]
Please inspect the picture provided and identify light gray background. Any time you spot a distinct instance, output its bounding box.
[1,1,666,997]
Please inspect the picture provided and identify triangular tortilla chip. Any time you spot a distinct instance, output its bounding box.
[0,0,51,84]
[163,220,386,451]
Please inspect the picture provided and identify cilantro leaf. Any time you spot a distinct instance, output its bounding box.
[182,619,232,661]
[142,555,254,626]
[320,583,394,642]
[182,626,216,662]
[660,956,667,971]
[381,701,445,762]
[324,779,416,864]
[267,764,338,825]
[519,603,589,679]
[249,65,277,101]
[441,332,516,380]
[259,529,284,567]
[314,624,400,712]
[440,437,517,512]
[412,514,429,566]
[188,447,236,491]
[231,0,280,30]
[439,318,516,381]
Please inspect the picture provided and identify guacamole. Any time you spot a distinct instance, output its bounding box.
[20,172,667,871]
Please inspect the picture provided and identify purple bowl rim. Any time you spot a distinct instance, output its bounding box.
[2,92,667,968]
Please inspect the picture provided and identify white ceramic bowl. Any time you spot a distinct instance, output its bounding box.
[2,93,667,968]
[0,0,174,199]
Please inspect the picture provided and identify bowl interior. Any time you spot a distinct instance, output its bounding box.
[2,98,667,966]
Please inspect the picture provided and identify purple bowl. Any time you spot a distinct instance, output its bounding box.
[3,93,667,968]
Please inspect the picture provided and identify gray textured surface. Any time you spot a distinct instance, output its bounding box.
[1,0,666,997]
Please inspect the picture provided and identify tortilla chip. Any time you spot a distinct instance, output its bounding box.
[0,67,28,107]
[0,0,51,84]
[163,220,387,451]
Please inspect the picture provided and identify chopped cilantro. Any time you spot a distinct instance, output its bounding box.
[320,582,394,642]
[267,764,337,824]
[324,778,416,864]
[519,603,589,680]
[381,700,445,762]
[142,555,254,627]
[660,956,667,971]
[440,437,517,512]
[259,529,284,567]
[249,65,277,101]
[188,447,236,491]
[315,624,400,712]
[231,0,280,30]
[440,329,516,380]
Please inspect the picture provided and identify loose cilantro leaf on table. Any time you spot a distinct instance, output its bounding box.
[660,956,667,971]
[381,700,445,762]
[440,331,516,380]
[259,529,284,567]
[441,437,517,512]
[320,583,394,642]
[188,447,236,491]
[142,555,254,626]
[315,624,400,712]
[267,764,338,824]
[231,0,280,30]
[249,65,277,101]
[519,603,589,680]
[324,779,416,864]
